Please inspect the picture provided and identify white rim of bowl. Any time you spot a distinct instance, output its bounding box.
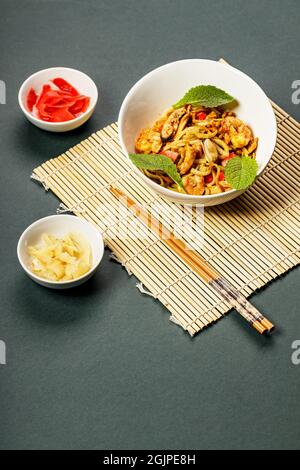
[17,215,104,285]
[18,67,98,127]
[118,58,277,201]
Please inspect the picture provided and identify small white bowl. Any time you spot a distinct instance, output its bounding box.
[18,67,98,132]
[118,59,277,207]
[17,215,104,289]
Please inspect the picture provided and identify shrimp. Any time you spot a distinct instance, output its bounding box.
[220,117,252,149]
[177,145,196,175]
[135,128,162,154]
[182,172,205,195]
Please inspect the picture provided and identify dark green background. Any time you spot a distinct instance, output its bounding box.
[0,0,299,450]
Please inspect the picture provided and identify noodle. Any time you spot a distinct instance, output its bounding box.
[135,105,258,195]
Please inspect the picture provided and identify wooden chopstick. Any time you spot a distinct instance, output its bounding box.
[110,186,275,335]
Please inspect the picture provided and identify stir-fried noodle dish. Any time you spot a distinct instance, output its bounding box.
[135,105,258,195]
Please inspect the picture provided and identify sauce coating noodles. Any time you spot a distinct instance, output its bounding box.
[135,105,258,195]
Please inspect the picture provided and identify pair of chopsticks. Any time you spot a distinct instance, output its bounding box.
[110,187,275,335]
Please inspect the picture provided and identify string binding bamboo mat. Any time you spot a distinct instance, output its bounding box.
[31,68,300,336]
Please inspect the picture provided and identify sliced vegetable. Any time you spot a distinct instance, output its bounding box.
[69,96,90,115]
[35,84,52,108]
[28,232,92,281]
[26,88,38,111]
[40,107,75,122]
[52,77,79,96]
[26,78,91,123]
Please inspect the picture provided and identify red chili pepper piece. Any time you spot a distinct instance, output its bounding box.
[26,88,38,112]
[196,111,207,121]
[204,174,214,184]
[52,77,79,96]
[219,171,225,181]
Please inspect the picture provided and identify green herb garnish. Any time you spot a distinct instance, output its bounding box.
[224,155,258,190]
[173,85,235,109]
[129,153,184,189]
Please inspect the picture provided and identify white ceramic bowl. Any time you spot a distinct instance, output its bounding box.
[118,59,277,206]
[17,215,104,289]
[18,67,98,132]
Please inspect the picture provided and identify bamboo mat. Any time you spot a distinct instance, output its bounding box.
[32,77,300,336]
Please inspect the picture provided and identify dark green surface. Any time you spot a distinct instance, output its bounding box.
[0,0,299,450]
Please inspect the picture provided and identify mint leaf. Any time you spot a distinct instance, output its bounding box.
[224,156,258,190]
[129,153,184,189]
[173,85,235,109]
